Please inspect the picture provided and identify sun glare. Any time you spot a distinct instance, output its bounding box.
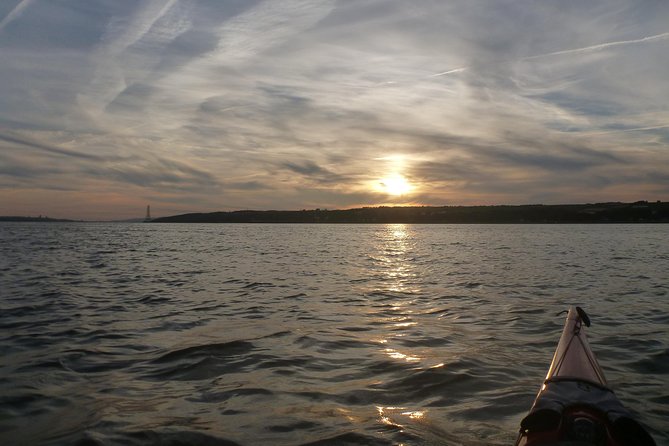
[381,175,413,196]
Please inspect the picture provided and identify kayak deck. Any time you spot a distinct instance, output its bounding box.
[515,307,655,446]
[544,306,607,387]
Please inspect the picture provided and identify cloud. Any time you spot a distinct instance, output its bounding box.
[226,181,270,191]
[280,160,345,185]
[0,133,102,160]
[525,31,669,60]
[0,152,64,179]
[0,0,34,33]
[1,0,669,218]
[90,157,219,190]
[101,0,181,56]
[0,129,218,195]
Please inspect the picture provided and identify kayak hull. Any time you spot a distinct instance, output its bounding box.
[515,307,655,446]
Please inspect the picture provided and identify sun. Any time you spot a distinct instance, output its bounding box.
[380,175,413,196]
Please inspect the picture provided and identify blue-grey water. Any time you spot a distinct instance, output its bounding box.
[1,223,667,446]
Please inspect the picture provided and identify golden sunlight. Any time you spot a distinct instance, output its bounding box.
[380,175,413,196]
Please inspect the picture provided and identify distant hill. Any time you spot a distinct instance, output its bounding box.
[0,216,76,222]
[151,201,669,224]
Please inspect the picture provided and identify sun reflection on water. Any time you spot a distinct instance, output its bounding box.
[366,225,440,433]
[383,347,421,362]
[375,224,418,294]
[366,224,426,365]
[402,410,425,420]
[376,406,429,433]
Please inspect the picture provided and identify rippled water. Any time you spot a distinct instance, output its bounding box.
[1,223,667,445]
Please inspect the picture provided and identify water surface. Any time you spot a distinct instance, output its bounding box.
[1,223,667,445]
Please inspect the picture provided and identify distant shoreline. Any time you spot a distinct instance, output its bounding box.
[150,201,669,224]
[3,201,668,224]
[0,216,77,222]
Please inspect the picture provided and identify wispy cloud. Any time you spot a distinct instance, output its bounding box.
[0,0,34,33]
[0,133,102,161]
[1,0,668,219]
[525,31,669,60]
[280,160,346,185]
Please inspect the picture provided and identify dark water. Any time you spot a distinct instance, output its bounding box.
[1,223,667,446]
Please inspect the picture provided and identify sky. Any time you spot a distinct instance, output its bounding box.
[1,0,668,220]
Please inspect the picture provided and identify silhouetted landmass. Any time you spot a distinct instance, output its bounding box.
[152,201,669,224]
[0,216,76,222]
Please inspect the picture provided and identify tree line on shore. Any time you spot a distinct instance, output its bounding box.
[151,201,669,224]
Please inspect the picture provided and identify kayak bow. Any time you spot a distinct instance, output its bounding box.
[515,306,656,446]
